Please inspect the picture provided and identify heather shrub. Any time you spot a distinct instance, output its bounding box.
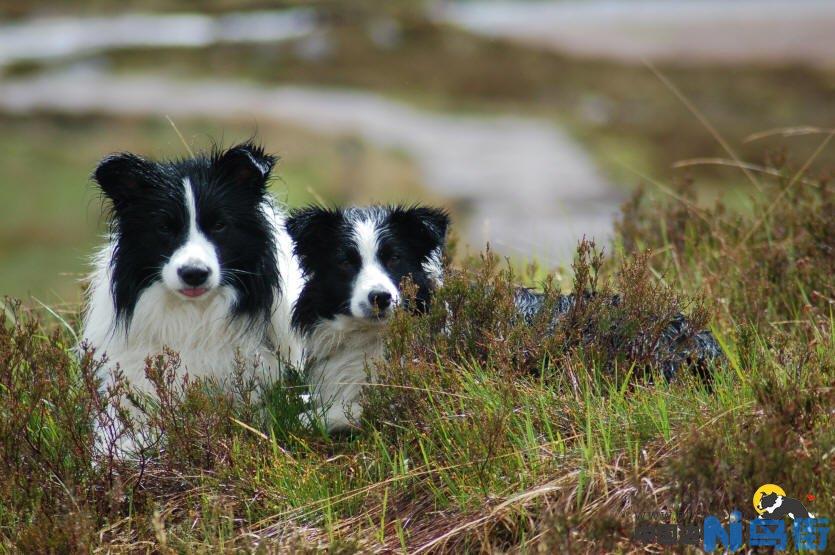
[369,238,712,434]
[0,300,101,550]
[618,154,833,337]
[617,158,835,547]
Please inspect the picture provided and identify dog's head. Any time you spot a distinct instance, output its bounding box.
[758,492,781,512]
[94,142,279,323]
[286,205,449,333]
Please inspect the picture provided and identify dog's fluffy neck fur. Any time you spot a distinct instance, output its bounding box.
[303,316,388,430]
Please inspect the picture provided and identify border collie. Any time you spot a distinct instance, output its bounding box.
[286,205,449,431]
[83,142,303,409]
[287,203,722,433]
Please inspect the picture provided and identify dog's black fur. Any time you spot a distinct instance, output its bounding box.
[514,288,723,379]
[757,492,811,520]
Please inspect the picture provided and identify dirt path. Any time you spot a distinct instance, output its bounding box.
[438,0,835,67]
[0,72,620,266]
[0,10,315,69]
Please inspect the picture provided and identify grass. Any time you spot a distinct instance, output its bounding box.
[0,113,431,302]
[0,0,278,18]
[1,154,832,552]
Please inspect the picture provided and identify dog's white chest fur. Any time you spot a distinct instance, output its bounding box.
[85,272,274,391]
[305,317,386,430]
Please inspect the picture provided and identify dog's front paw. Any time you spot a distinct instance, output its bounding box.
[298,403,363,433]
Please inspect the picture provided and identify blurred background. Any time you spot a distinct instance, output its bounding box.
[1,0,833,304]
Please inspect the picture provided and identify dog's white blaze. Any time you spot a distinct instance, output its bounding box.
[348,218,399,317]
[160,178,221,295]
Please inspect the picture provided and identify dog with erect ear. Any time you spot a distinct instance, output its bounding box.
[286,205,449,432]
[286,202,724,433]
[82,141,304,455]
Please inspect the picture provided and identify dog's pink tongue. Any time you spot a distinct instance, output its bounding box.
[181,288,208,298]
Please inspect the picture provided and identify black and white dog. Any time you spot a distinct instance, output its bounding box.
[286,205,448,431]
[83,142,304,405]
[286,203,723,432]
[757,492,812,520]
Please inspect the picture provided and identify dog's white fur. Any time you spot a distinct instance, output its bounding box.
[421,246,444,286]
[348,218,401,318]
[305,317,387,430]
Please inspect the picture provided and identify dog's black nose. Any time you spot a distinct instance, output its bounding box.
[178,265,210,287]
[368,291,392,311]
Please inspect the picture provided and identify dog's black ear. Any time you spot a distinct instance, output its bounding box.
[390,206,450,252]
[93,153,158,208]
[286,206,343,252]
[213,142,277,191]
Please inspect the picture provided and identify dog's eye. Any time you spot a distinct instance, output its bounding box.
[211,220,227,233]
[337,253,358,272]
[386,254,401,269]
[159,221,174,234]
